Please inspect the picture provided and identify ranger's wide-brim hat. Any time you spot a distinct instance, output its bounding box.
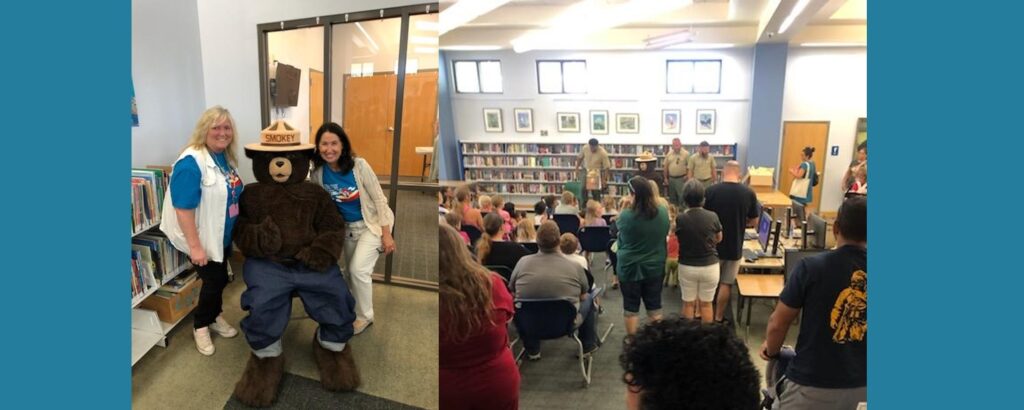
[636,151,657,162]
[245,120,315,152]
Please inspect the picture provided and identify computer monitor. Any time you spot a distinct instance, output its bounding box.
[758,211,772,252]
[784,249,829,280]
[766,220,783,257]
[808,213,828,249]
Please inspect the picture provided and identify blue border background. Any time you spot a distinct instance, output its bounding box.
[0,0,128,406]
[873,1,1024,406]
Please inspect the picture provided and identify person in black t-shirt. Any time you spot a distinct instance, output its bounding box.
[703,161,760,324]
[761,196,867,409]
[674,179,722,323]
[476,213,530,272]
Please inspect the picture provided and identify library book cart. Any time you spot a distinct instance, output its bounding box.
[458,139,737,207]
[131,167,196,366]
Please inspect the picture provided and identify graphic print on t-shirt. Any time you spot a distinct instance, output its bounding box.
[325,183,360,204]
[830,270,867,343]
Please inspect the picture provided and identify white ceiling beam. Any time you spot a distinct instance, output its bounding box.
[756,0,833,43]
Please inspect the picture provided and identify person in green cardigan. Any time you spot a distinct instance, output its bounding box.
[615,176,671,335]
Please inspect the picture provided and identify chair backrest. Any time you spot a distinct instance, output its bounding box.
[553,214,581,237]
[783,249,828,282]
[520,241,539,254]
[461,224,483,246]
[513,298,577,341]
[601,214,615,225]
[485,265,514,283]
[578,226,611,252]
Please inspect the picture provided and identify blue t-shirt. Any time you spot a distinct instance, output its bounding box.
[322,167,363,222]
[169,152,243,249]
[780,245,867,388]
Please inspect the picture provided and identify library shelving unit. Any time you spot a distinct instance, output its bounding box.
[458,139,737,205]
[131,169,194,366]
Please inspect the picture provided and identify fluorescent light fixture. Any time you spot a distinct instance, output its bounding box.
[350,63,362,77]
[411,36,439,45]
[778,0,811,34]
[438,0,512,35]
[512,0,694,53]
[395,59,419,74]
[355,22,379,53]
[415,47,437,54]
[361,62,374,76]
[799,42,866,47]
[439,45,503,51]
[645,29,694,49]
[416,20,439,31]
[666,43,736,49]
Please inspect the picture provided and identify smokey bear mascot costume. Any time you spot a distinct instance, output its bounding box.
[232,120,360,407]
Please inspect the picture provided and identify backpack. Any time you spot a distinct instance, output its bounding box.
[806,161,819,187]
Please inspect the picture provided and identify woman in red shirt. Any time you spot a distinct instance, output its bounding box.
[439,224,520,409]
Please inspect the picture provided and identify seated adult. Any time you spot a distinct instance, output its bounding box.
[554,190,581,215]
[622,318,760,410]
[509,221,598,360]
[477,213,530,271]
[439,224,519,409]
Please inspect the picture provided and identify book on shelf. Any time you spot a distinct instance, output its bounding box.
[131,247,158,300]
[133,231,190,285]
[160,271,199,294]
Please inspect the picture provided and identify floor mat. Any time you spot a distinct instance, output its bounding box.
[224,372,423,410]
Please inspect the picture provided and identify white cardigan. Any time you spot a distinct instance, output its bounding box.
[160,147,230,263]
[310,157,395,237]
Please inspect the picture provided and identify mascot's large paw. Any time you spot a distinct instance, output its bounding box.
[312,334,361,392]
[295,246,334,272]
[257,216,282,254]
[233,353,285,408]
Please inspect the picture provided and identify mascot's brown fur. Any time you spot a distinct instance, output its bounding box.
[231,140,360,407]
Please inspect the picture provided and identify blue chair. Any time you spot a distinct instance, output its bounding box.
[553,214,581,237]
[461,224,482,247]
[512,298,613,387]
[578,226,611,269]
[520,242,539,254]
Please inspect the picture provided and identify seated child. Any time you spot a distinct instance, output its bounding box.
[583,200,607,227]
[533,201,548,225]
[491,195,514,239]
[478,194,493,213]
[515,218,537,243]
[444,212,470,245]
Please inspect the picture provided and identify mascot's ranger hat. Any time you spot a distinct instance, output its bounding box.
[245,120,314,154]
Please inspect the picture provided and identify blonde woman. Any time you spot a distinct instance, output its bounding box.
[515,218,537,242]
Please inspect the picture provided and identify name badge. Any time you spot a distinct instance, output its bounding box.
[228,203,239,218]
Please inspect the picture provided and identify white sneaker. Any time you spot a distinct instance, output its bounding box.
[353,319,373,335]
[194,327,215,356]
[210,316,238,338]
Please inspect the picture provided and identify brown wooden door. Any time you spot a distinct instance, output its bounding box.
[343,74,396,176]
[397,71,438,177]
[780,122,829,212]
[308,69,324,143]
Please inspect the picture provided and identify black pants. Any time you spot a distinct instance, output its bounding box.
[194,258,230,329]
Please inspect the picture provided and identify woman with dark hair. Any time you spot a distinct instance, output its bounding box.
[615,176,671,335]
[310,122,396,335]
[476,213,529,271]
[675,179,722,323]
[439,224,519,410]
[789,146,818,221]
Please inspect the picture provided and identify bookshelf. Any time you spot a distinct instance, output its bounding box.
[131,167,196,366]
[458,140,738,204]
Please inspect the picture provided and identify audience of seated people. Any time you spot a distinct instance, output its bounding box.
[444,212,470,245]
[476,213,530,271]
[554,190,581,215]
[454,185,483,230]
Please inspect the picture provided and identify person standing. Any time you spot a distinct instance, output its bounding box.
[575,138,611,203]
[687,141,717,189]
[616,177,671,335]
[663,138,689,208]
[311,122,397,335]
[703,161,760,324]
[161,106,243,356]
[844,143,867,198]
[674,180,722,324]
[761,196,867,409]
[788,146,818,224]
[635,151,662,196]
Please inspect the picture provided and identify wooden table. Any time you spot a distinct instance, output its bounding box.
[739,231,800,271]
[415,146,433,182]
[735,273,785,339]
[757,190,793,209]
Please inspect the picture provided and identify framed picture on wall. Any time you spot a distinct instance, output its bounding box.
[514,108,534,133]
[696,109,716,134]
[590,110,608,134]
[616,113,639,134]
[483,108,503,132]
[557,112,580,133]
[661,109,680,134]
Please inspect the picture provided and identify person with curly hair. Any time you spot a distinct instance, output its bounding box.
[621,318,760,410]
[439,224,519,409]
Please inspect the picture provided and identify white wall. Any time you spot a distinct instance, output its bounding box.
[782,47,866,213]
[131,0,207,168]
[196,0,420,183]
[447,48,754,161]
[267,26,324,142]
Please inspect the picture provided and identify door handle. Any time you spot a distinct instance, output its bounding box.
[387,127,394,132]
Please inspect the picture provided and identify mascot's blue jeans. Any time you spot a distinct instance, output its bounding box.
[240,258,356,351]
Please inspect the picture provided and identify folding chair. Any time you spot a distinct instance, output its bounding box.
[553,214,581,238]
[512,299,614,387]
[577,226,611,269]
[520,242,539,254]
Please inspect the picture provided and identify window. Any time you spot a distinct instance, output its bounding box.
[453,60,502,93]
[666,60,721,94]
[537,60,587,94]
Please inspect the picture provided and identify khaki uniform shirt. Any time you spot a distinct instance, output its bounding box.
[580,147,611,171]
[664,149,690,177]
[688,153,717,181]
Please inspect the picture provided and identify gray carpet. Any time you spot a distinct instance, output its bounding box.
[224,372,423,410]
[369,189,438,283]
